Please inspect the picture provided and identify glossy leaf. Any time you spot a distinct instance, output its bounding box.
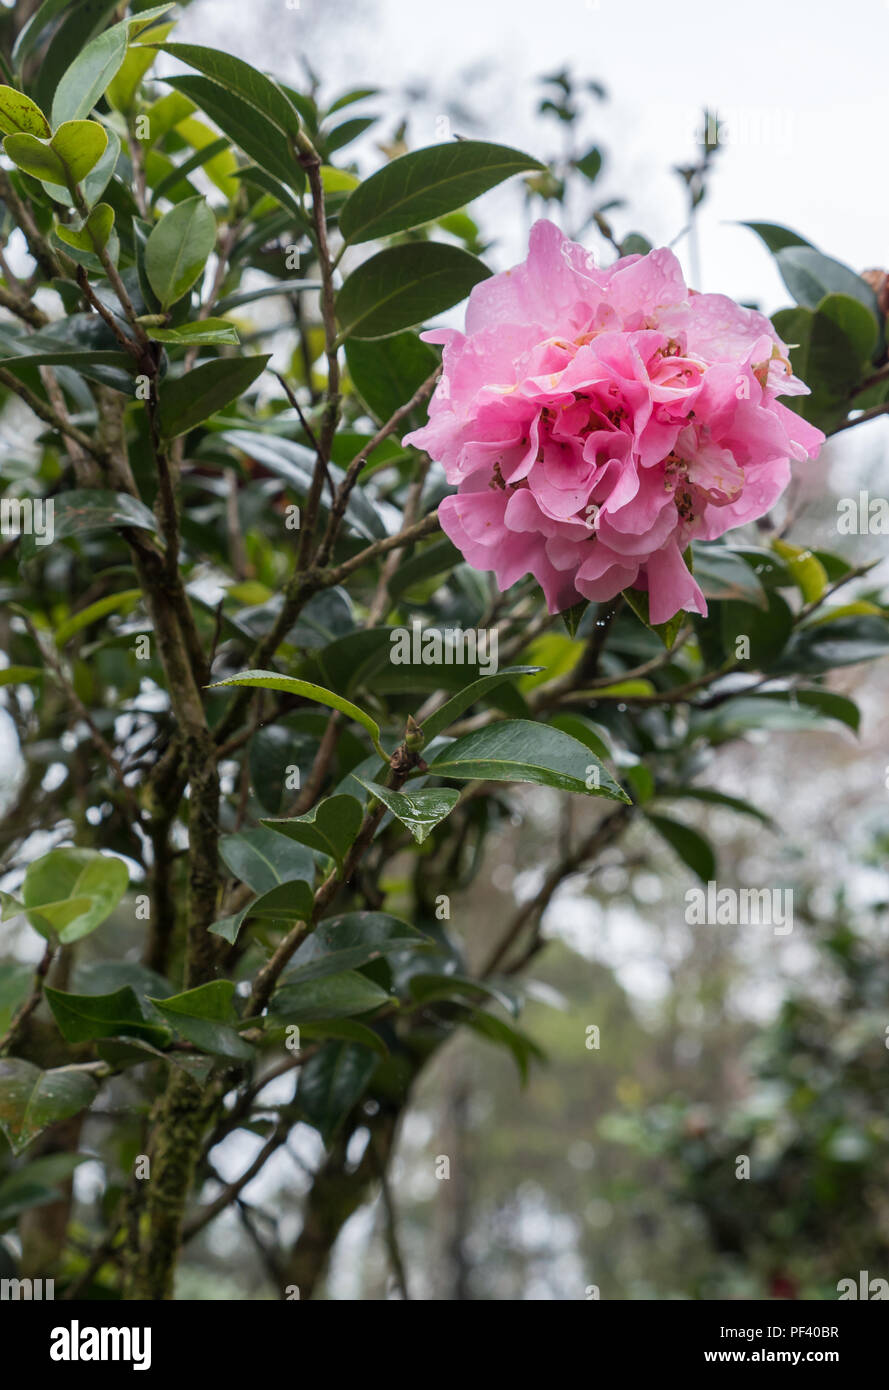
[44,984,169,1046]
[284,912,429,987]
[145,196,216,309]
[644,813,716,884]
[338,140,544,243]
[272,970,392,1022]
[20,491,156,560]
[298,1041,377,1144]
[23,848,128,944]
[156,43,301,135]
[0,1060,97,1156]
[690,544,768,609]
[55,202,114,255]
[218,826,314,893]
[210,671,387,759]
[345,331,439,423]
[157,354,270,438]
[50,5,173,126]
[336,242,491,340]
[5,120,107,188]
[262,794,364,868]
[427,720,630,801]
[147,318,239,346]
[163,74,300,190]
[775,245,881,321]
[356,779,459,844]
[0,86,50,137]
[148,980,253,1060]
[421,667,539,741]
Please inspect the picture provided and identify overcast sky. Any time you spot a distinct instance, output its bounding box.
[182,0,888,311]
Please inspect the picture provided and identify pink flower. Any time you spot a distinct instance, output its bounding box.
[403,220,824,624]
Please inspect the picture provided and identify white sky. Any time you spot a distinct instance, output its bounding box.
[183,0,889,312]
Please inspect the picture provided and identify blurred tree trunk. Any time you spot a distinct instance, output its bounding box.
[437,1047,473,1300]
[283,1106,399,1299]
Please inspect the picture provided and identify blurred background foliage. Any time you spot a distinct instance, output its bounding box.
[0,0,887,1299]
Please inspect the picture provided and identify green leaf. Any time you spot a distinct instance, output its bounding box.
[298,1041,377,1144]
[0,85,50,137]
[5,120,107,188]
[720,589,794,668]
[421,667,539,741]
[148,980,253,1060]
[622,585,684,649]
[156,43,301,135]
[51,26,127,127]
[688,696,829,743]
[772,615,889,675]
[0,666,43,687]
[548,712,614,763]
[297,1019,387,1058]
[575,146,602,183]
[50,6,174,126]
[0,961,33,1032]
[771,539,827,604]
[211,867,316,945]
[50,127,120,210]
[215,280,321,314]
[339,140,544,244]
[817,293,879,366]
[464,1009,545,1083]
[771,304,867,425]
[0,1060,97,1156]
[324,115,376,155]
[219,826,314,894]
[215,428,386,541]
[356,779,459,844]
[690,543,768,609]
[409,972,517,1016]
[147,318,239,346]
[326,87,379,117]
[386,537,461,600]
[426,719,630,801]
[644,813,716,884]
[209,670,387,760]
[742,221,812,254]
[0,1152,88,1225]
[157,354,270,438]
[106,20,175,113]
[23,847,128,943]
[272,970,392,1022]
[261,794,363,868]
[53,588,141,647]
[775,245,881,322]
[163,74,301,190]
[44,984,169,1047]
[55,202,114,255]
[240,880,315,930]
[336,242,491,340]
[145,196,217,309]
[19,490,157,559]
[654,787,773,825]
[790,687,860,733]
[284,911,429,985]
[345,331,439,424]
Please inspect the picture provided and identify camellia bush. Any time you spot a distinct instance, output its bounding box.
[0,5,887,1301]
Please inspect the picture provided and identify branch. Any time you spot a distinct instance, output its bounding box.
[0,367,102,456]
[315,366,440,568]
